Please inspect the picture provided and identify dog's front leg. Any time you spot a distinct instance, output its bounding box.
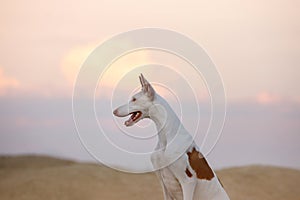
[168,155,197,200]
[181,181,197,200]
[151,152,173,200]
[155,170,173,200]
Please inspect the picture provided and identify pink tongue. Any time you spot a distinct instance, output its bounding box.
[125,117,134,126]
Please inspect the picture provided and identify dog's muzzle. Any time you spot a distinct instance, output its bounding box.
[113,106,143,126]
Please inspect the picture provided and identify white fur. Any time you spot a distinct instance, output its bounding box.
[113,74,230,200]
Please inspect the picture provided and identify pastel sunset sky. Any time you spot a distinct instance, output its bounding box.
[0,0,299,170]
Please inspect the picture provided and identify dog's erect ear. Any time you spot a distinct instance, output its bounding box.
[139,74,155,100]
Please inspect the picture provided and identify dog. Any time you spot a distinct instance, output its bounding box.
[113,74,230,200]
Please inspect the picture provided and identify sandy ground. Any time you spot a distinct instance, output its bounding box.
[0,155,299,200]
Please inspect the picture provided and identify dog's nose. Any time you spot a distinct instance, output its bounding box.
[113,109,118,116]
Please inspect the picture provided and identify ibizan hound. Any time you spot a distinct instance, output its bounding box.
[113,74,230,200]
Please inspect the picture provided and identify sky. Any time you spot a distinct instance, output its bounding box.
[0,0,299,171]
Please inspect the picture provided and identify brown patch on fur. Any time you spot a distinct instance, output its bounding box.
[187,147,214,180]
[185,168,192,177]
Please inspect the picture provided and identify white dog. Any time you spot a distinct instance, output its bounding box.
[113,74,230,200]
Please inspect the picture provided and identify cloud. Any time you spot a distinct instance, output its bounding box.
[61,44,97,85]
[61,43,155,99]
[61,44,210,108]
[0,68,20,96]
[256,92,280,105]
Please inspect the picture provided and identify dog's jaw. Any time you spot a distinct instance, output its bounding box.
[113,108,144,127]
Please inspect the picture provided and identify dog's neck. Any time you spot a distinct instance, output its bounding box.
[149,95,192,150]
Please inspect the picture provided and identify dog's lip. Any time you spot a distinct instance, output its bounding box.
[113,109,131,117]
[113,110,141,117]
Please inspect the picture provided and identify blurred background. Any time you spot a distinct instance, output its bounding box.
[0,0,299,170]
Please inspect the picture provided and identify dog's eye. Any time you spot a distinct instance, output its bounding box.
[132,97,136,102]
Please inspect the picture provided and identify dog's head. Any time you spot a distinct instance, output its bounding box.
[113,74,156,126]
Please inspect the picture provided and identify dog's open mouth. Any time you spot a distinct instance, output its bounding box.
[125,111,142,126]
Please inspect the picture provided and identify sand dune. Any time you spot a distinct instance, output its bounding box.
[0,156,299,200]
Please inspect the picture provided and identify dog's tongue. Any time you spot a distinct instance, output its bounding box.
[125,117,134,126]
[124,112,141,126]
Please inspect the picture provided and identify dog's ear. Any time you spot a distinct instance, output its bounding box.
[139,74,155,100]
